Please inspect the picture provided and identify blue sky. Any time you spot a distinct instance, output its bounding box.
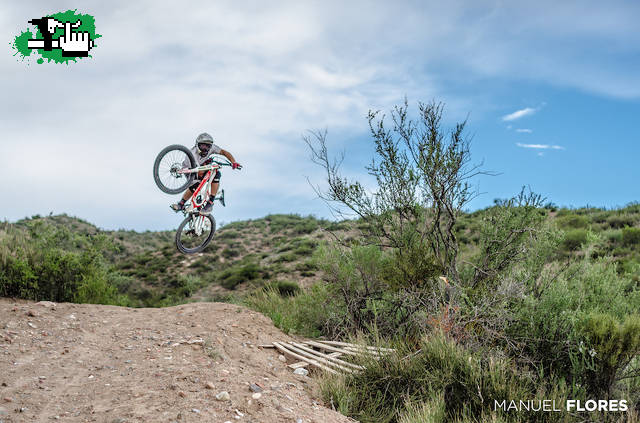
[1,0,639,230]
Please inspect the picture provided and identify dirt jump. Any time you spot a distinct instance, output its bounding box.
[0,299,355,423]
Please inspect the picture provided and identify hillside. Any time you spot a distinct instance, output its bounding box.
[2,204,639,309]
[0,298,354,423]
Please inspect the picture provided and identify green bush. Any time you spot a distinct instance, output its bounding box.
[580,313,640,396]
[622,227,640,246]
[320,334,568,423]
[221,248,240,259]
[562,229,588,251]
[264,280,300,297]
[243,284,331,337]
[217,262,269,289]
[556,214,590,229]
[0,221,125,305]
[508,257,640,395]
[607,214,636,229]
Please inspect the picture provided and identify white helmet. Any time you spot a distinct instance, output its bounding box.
[196,132,214,156]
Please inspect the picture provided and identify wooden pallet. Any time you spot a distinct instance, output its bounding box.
[259,340,395,374]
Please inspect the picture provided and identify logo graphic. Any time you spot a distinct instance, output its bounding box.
[11,10,101,64]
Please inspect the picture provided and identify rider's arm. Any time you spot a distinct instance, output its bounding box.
[220,149,237,164]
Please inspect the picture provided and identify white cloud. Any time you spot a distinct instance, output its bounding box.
[502,107,537,121]
[516,128,533,133]
[516,143,565,150]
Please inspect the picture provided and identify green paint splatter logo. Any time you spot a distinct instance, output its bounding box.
[11,10,101,64]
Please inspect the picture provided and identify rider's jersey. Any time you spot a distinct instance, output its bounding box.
[183,144,222,167]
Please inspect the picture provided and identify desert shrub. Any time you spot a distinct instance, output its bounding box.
[607,214,636,229]
[315,244,444,339]
[622,227,640,247]
[556,214,590,229]
[295,261,318,272]
[0,221,125,305]
[217,230,240,240]
[508,257,640,396]
[221,248,240,259]
[274,253,296,263]
[217,262,269,289]
[320,334,571,423]
[580,313,640,397]
[562,229,588,251]
[264,280,300,297]
[243,284,332,337]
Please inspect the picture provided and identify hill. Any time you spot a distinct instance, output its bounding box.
[2,204,639,309]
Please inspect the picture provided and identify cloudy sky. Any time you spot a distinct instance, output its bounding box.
[2,0,639,230]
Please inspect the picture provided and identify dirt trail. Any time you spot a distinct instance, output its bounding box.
[0,299,354,423]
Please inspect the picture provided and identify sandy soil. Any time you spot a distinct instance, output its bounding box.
[0,299,355,423]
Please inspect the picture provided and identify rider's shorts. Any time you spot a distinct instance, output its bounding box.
[189,170,221,191]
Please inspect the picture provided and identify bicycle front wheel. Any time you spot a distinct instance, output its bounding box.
[175,214,216,254]
[153,144,197,194]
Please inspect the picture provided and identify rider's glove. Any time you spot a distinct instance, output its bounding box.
[232,162,242,170]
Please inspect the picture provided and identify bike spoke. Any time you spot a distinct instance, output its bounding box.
[157,150,191,190]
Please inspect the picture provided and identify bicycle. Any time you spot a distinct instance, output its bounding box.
[152,144,237,254]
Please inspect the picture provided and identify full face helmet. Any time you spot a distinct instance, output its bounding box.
[195,132,214,157]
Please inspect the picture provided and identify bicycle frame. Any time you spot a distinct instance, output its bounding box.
[175,159,228,235]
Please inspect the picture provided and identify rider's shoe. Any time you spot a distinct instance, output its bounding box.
[199,201,213,215]
[170,203,184,212]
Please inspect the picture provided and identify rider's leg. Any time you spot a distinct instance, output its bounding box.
[200,171,221,215]
[209,182,219,198]
[171,182,198,211]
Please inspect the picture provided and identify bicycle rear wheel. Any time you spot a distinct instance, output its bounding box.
[153,144,197,194]
[175,214,216,254]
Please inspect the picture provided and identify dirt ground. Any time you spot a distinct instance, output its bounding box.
[0,299,355,423]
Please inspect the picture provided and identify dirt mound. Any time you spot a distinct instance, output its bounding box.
[0,299,354,423]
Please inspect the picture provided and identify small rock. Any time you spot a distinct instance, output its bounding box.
[36,301,56,308]
[293,368,308,376]
[215,391,230,401]
[111,419,126,423]
[251,392,261,399]
[205,381,215,389]
[278,354,287,362]
[178,391,186,398]
[191,408,200,413]
[27,310,37,317]
[3,397,13,403]
[27,322,37,329]
[249,383,263,393]
[297,419,303,423]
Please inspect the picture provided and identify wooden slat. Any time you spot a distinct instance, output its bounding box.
[342,346,386,357]
[281,342,355,373]
[317,340,395,352]
[303,340,361,356]
[291,342,364,370]
[289,352,342,369]
[272,342,338,374]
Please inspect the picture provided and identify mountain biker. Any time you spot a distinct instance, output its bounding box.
[170,132,241,215]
